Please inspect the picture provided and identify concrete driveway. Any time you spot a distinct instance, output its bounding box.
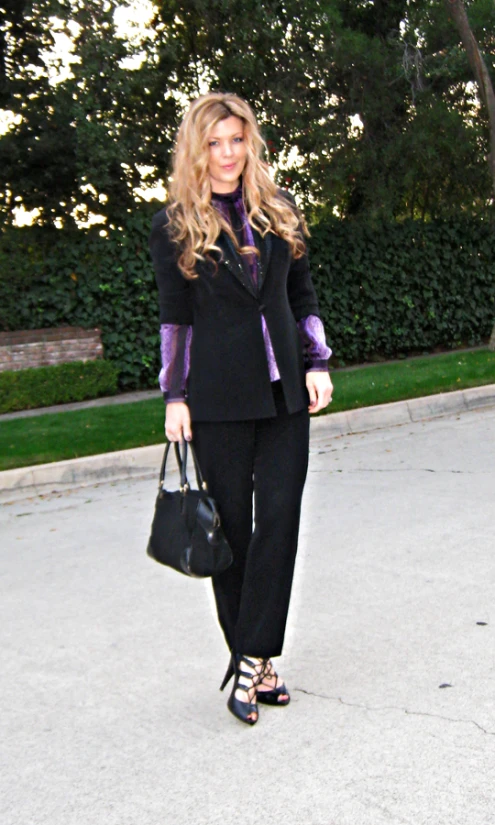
[1,406,495,825]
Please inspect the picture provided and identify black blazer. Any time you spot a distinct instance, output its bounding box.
[149,196,322,422]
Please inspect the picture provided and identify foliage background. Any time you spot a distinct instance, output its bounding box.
[1,213,493,389]
[1,0,494,386]
[1,0,494,224]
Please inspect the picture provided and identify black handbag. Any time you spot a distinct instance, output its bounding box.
[147,440,233,577]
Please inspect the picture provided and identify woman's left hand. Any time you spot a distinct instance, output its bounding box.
[306,371,333,414]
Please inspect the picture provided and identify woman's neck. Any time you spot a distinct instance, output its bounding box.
[210,178,242,196]
[211,182,242,201]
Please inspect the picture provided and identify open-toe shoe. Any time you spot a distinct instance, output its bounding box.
[227,654,266,725]
[256,659,290,706]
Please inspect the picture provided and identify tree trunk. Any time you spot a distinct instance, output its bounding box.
[444,0,495,196]
[444,0,495,348]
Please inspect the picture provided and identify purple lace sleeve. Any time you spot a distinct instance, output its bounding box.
[159,324,192,403]
[297,315,332,371]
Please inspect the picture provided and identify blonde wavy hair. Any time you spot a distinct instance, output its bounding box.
[166,92,308,280]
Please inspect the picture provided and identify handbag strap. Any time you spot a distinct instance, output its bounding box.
[186,441,207,490]
[159,440,208,493]
[158,441,173,488]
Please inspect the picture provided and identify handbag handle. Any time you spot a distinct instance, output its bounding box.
[159,440,208,493]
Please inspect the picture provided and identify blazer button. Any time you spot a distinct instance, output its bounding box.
[258,303,266,312]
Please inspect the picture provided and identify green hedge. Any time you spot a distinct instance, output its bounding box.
[310,217,495,364]
[0,210,494,387]
[0,360,119,414]
[0,206,159,391]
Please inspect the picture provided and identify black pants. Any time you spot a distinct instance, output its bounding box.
[192,382,310,659]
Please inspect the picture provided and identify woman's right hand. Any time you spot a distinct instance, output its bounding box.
[165,402,192,442]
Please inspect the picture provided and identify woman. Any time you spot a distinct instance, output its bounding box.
[149,92,333,725]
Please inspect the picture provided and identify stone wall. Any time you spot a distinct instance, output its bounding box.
[0,327,103,372]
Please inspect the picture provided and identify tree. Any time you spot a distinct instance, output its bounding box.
[442,0,495,348]
[0,0,179,226]
[1,0,494,224]
[148,0,491,218]
[444,0,495,196]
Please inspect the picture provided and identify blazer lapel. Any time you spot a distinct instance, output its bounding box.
[217,232,258,298]
[217,229,272,297]
[253,228,272,291]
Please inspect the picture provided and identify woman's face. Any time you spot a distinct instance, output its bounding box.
[207,116,247,194]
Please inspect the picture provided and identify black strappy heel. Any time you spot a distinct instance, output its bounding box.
[226,654,266,725]
[256,659,290,706]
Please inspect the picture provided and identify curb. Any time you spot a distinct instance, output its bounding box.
[1,383,494,503]
[0,444,167,504]
[309,382,495,441]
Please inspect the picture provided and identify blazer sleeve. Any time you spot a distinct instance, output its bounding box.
[149,208,193,325]
[280,190,321,321]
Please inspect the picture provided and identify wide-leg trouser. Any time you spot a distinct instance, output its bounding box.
[192,381,310,659]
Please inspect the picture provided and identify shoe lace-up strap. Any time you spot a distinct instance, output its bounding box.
[236,656,269,694]
[260,658,278,686]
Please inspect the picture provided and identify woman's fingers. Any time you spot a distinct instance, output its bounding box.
[165,402,192,442]
[182,417,193,442]
[306,372,333,414]
[316,384,333,411]
[307,382,317,410]
[321,379,333,408]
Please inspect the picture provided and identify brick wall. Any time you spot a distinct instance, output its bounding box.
[0,327,103,372]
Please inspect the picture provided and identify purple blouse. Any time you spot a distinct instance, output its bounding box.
[159,186,331,402]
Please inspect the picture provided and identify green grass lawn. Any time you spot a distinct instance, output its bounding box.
[326,348,495,413]
[1,348,494,471]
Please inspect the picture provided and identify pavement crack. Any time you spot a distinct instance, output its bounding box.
[293,688,495,735]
